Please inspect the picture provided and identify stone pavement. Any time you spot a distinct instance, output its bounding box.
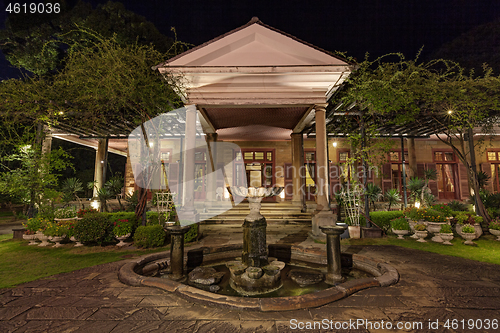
[1,224,500,333]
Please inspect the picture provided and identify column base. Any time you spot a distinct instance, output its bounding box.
[311,210,337,237]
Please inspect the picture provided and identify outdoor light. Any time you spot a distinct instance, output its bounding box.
[447,110,453,115]
[332,141,338,147]
[280,190,285,199]
[90,200,100,210]
[224,188,230,200]
[149,142,154,148]
[59,111,64,115]
[415,201,421,208]
[100,160,104,164]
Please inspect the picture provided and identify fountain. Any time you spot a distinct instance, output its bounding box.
[228,186,286,295]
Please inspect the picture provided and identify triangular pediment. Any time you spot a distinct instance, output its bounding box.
[167,19,348,67]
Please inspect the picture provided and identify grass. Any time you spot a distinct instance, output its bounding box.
[0,234,171,288]
[342,234,500,265]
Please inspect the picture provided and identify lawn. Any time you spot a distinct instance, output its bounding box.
[342,234,500,266]
[0,234,170,288]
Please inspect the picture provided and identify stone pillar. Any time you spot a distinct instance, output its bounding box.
[291,133,305,209]
[41,126,52,156]
[407,138,417,178]
[205,133,218,207]
[124,152,135,197]
[178,105,199,223]
[93,138,108,198]
[320,225,346,284]
[167,225,191,281]
[311,105,336,237]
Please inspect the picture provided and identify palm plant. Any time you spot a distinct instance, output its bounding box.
[420,169,437,205]
[96,187,114,212]
[385,188,401,211]
[61,178,84,208]
[407,177,425,205]
[105,177,124,210]
[365,183,382,210]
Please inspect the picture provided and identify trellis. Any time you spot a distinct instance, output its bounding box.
[340,184,364,226]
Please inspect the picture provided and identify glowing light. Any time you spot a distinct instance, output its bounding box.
[149,142,154,148]
[414,201,420,209]
[332,142,338,147]
[90,200,100,210]
[59,111,64,115]
[224,188,230,199]
[280,190,285,199]
[447,110,453,115]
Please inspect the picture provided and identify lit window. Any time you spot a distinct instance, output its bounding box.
[434,152,443,161]
[267,152,272,161]
[390,152,399,161]
[306,152,315,161]
[255,152,264,160]
[339,152,349,162]
[488,152,497,161]
[244,152,253,160]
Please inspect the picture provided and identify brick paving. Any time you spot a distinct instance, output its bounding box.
[1,225,500,332]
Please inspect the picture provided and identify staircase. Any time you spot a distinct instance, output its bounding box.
[197,201,313,225]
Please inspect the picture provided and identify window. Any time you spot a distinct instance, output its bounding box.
[254,152,264,160]
[488,151,499,161]
[305,152,315,161]
[244,152,253,160]
[338,151,349,162]
[389,151,408,162]
[434,151,455,162]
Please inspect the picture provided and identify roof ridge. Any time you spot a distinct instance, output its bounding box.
[155,17,352,69]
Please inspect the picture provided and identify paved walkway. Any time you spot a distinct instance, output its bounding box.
[1,224,500,332]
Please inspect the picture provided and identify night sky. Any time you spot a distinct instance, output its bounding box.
[1,0,500,78]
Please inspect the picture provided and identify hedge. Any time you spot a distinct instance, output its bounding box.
[133,225,166,248]
[73,212,114,245]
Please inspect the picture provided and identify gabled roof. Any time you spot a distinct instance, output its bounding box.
[159,17,350,67]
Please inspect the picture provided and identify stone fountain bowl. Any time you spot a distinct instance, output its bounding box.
[118,243,399,312]
[233,186,283,198]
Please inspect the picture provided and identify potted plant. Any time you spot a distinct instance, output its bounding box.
[54,207,78,221]
[34,218,51,246]
[22,218,42,245]
[43,221,68,247]
[439,224,454,245]
[488,218,500,241]
[461,224,476,245]
[391,217,410,239]
[455,213,483,238]
[414,223,427,242]
[346,217,361,239]
[113,219,133,246]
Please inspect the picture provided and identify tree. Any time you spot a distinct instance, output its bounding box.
[336,53,500,222]
[0,1,176,76]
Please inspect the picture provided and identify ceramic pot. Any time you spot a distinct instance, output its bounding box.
[51,236,65,248]
[462,232,476,245]
[116,233,131,247]
[70,236,83,247]
[489,229,500,241]
[392,229,409,240]
[36,232,50,247]
[414,230,428,243]
[427,222,449,243]
[347,226,361,239]
[439,233,454,245]
[23,233,38,245]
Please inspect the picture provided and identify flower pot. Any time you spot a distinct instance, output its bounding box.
[408,221,419,239]
[456,224,482,239]
[489,229,500,241]
[23,233,38,245]
[462,232,476,245]
[414,230,428,243]
[51,236,65,248]
[116,233,131,247]
[347,226,361,239]
[392,228,409,240]
[439,232,454,245]
[36,232,50,247]
[427,222,449,243]
[70,236,83,247]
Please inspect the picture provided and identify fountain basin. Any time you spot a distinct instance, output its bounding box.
[119,243,399,311]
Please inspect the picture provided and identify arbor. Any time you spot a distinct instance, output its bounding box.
[335,54,500,222]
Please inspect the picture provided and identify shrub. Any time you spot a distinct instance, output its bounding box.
[77,208,98,218]
[54,207,78,219]
[431,204,453,217]
[440,224,453,233]
[461,224,475,233]
[390,217,409,231]
[370,211,404,232]
[112,219,133,237]
[184,224,198,243]
[133,225,166,248]
[23,217,44,234]
[107,212,138,229]
[404,207,424,220]
[420,209,447,222]
[414,223,426,231]
[43,221,69,237]
[73,212,114,245]
[489,218,500,230]
[447,200,469,212]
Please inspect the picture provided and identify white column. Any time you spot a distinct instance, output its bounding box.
[179,104,199,222]
[291,133,305,209]
[311,104,336,237]
[93,139,107,198]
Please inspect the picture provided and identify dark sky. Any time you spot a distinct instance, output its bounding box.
[2,0,500,78]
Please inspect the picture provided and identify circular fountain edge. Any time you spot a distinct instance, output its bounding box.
[118,244,399,312]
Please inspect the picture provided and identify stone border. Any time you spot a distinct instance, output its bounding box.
[118,244,399,311]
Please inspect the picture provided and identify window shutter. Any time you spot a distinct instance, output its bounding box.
[382,163,392,194]
[481,163,493,193]
[426,163,438,197]
[416,163,425,179]
[458,163,470,200]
